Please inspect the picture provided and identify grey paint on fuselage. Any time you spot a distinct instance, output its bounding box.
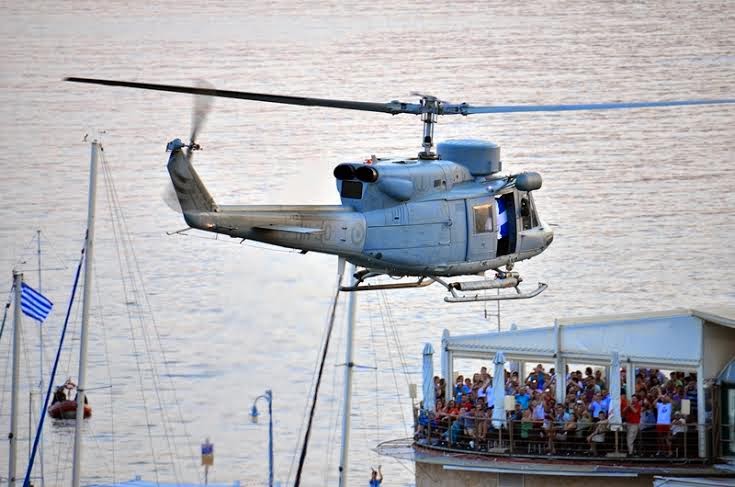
[167,147,552,277]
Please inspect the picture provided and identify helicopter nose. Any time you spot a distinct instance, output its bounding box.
[542,225,554,247]
[545,232,554,246]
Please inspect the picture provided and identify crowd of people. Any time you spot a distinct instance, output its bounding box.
[417,364,698,458]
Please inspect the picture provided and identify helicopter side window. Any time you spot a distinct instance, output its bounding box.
[473,204,493,233]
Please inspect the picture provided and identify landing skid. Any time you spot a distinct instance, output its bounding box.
[437,278,547,303]
[339,268,547,302]
[339,275,435,292]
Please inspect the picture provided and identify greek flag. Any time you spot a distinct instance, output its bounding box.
[20,282,53,323]
[495,198,508,240]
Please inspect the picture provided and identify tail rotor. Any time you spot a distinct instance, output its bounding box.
[163,81,215,214]
[187,79,213,158]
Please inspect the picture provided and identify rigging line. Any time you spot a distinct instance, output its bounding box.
[99,156,161,485]
[92,262,117,483]
[101,150,199,481]
[0,297,10,352]
[102,153,187,481]
[375,291,409,436]
[322,297,346,484]
[366,293,381,446]
[293,269,344,487]
[287,278,344,485]
[0,285,13,414]
[22,250,84,487]
[379,290,412,382]
[12,233,38,270]
[380,290,415,438]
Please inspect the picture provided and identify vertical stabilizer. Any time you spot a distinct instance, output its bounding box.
[166,139,217,213]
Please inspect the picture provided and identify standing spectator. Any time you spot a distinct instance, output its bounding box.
[589,393,604,420]
[656,395,673,457]
[623,396,642,456]
[515,386,532,410]
[671,412,687,457]
[532,399,546,421]
[526,364,547,391]
[595,369,607,391]
[640,402,657,455]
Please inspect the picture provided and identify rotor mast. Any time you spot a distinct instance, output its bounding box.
[419,96,439,159]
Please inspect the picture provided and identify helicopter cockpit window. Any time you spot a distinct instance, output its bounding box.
[520,195,538,230]
[473,204,493,233]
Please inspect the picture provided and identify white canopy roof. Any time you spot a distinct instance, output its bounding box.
[443,307,735,377]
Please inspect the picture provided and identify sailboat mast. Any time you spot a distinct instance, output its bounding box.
[36,229,45,487]
[337,264,358,487]
[71,141,99,487]
[8,272,23,487]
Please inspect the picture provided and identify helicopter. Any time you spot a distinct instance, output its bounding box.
[65,77,735,303]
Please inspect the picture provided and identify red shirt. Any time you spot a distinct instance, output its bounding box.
[624,402,641,424]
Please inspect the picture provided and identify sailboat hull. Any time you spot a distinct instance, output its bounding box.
[47,400,92,420]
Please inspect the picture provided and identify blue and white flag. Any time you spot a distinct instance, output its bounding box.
[495,197,508,240]
[20,282,53,323]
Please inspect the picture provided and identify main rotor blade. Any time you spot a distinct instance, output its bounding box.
[65,77,420,115]
[450,98,735,115]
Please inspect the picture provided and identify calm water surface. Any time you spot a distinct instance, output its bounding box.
[1,1,734,486]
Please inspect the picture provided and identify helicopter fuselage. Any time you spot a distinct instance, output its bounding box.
[168,138,553,277]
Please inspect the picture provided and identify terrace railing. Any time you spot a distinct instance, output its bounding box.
[414,414,716,462]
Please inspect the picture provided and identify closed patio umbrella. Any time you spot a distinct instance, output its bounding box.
[422,343,435,412]
[491,351,506,429]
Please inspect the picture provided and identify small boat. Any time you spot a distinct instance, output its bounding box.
[48,400,92,420]
[47,380,92,419]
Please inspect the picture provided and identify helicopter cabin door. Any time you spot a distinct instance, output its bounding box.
[466,197,497,261]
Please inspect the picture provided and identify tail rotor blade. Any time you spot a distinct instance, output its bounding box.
[190,80,213,145]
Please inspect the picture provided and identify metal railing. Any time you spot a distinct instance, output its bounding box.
[414,413,713,462]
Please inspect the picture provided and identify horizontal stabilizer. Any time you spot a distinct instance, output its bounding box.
[252,225,324,234]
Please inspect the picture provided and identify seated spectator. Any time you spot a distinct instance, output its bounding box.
[576,411,593,448]
[587,411,609,455]
[460,404,476,444]
[557,412,578,453]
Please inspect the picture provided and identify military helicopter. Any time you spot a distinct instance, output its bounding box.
[65,77,735,303]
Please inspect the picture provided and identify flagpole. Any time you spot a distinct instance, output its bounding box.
[8,272,23,487]
[71,141,98,487]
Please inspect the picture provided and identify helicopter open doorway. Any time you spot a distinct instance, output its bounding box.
[495,193,516,258]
